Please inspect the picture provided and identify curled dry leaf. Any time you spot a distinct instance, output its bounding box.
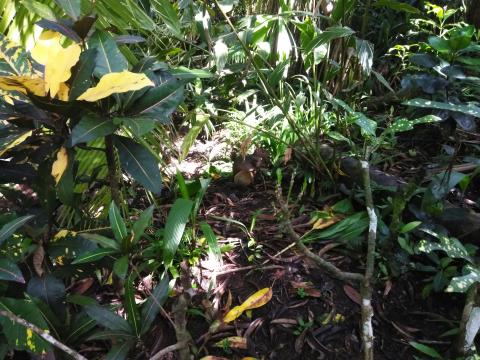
[343,284,361,306]
[312,214,343,230]
[223,287,272,323]
[32,244,45,277]
[290,281,321,297]
[214,336,248,349]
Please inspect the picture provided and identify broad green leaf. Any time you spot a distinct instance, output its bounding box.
[70,115,116,146]
[113,255,129,280]
[0,215,34,246]
[200,222,222,266]
[71,248,117,264]
[124,274,140,336]
[21,0,56,21]
[171,67,213,79]
[104,340,135,360]
[85,304,132,333]
[113,136,162,194]
[127,78,184,121]
[88,30,128,77]
[115,116,158,136]
[416,233,471,262]
[109,201,127,243]
[77,71,154,101]
[35,19,82,42]
[69,48,97,100]
[305,26,355,55]
[87,330,136,341]
[409,342,442,359]
[428,36,451,53]
[331,0,356,21]
[54,0,81,20]
[0,298,50,353]
[0,34,32,75]
[389,115,442,133]
[132,205,154,244]
[373,0,421,13]
[26,275,65,312]
[141,273,169,334]
[400,221,421,234]
[0,258,24,283]
[447,265,480,293]
[151,0,181,36]
[353,113,376,136]
[403,98,480,118]
[80,233,120,250]
[162,198,193,265]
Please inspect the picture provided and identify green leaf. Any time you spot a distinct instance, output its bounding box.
[109,201,128,244]
[80,233,120,250]
[87,330,136,341]
[88,30,128,77]
[0,298,51,354]
[180,116,209,161]
[70,115,116,146]
[373,0,421,13]
[400,221,421,234]
[428,36,452,53]
[353,113,376,136]
[141,273,169,334]
[200,222,222,266]
[0,258,24,283]
[114,116,158,136]
[305,26,355,55]
[113,255,129,280]
[113,136,162,195]
[389,115,442,133]
[104,340,135,360]
[416,231,471,262]
[151,0,181,36]
[124,274,140,336]
[171,67,213,79]
[71,248,117,264]
[85,304,132,333]
[0,215,34,246]
[132,205,154,244]
[22,0,56,21]
[69,48,97,101]
[54,0,81,20]
[404,98,480,118]
[127,78,184,121]
[447,265,480,293]
[26,275,66,312]
[0,34,32,75]
[409,341,442,359]
[163,198,193,265]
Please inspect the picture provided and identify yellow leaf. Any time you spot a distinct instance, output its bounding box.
[223,288,272,323]
[53,229,77,240]
[312,214,343,230]
[214,336,247,349]
[57,82,70,101]
[77,71,154,102]
[199,357,230,360]
[51,147,68,184]
[0,76,46,97]
[45,43,81,97]
[31,30,63,65]
[0,130,32,157]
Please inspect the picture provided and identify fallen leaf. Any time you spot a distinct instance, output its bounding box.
[343,284,361,306]
[69,278,94,295]
[32,244,45,277]
[290,281,321,297]
[51,147,68,184]
[214,336,247,349]
[312,214,343,230]
[77,71,154,101]
[223,288,272,323]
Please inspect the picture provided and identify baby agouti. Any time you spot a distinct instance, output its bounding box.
[232,148,268,186]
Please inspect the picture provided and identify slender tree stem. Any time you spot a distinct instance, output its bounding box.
[0,310,87,360]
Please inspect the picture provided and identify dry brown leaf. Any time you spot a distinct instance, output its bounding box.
[343,284,361,305]
[290,281,321,297]
[69,278,94,295]
[32,244,45,277]
[384,279,393,297]
[214,336,248,349]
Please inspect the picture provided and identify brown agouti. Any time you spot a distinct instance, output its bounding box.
[232,148,268,186]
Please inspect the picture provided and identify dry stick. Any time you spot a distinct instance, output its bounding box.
[0,310,87,360]
[360,160,377,360]
[275,187,363,284]
[149,341,189,360]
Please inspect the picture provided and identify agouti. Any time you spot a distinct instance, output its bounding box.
[232,148,268,186]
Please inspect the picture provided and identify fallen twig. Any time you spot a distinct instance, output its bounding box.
[149,341,189,360]
[0,310,87,360]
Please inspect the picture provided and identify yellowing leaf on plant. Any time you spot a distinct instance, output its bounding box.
[214,336,247,349]
[312,214,343,230]
[77,71,154,102]
[223,287,272,323]
[51,147,68,184]
[0,76,46,97]
[31,30,63,65]
[57,82,70,101]
[0,130,32,157]
[53,229,77,241]
[45,43,81,97]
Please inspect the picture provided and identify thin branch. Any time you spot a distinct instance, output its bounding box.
[149,341,189,360]
[0,310,87,360]
[276,186,363,284]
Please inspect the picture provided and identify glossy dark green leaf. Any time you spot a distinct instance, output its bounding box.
[403,98,480,118]
[150,0,181,36]
[109,201,127,243]
[0,215,34,246]
[70,115,116,146]
[114,116,158,136]
[88,30,128,77]
[113,255,128,280]
[200,222,222,266]
[80,233,120,250]
[104,340,135,360]
[85,304,132,333]
[132,205,154,244]
[64,311,96,344]
[162,198,193,265]
[22,0,56,20]
[305,26,355,55]
[71,248,117,264]
[410,53,440,68]
[124,274,140,336]
[0,161,36,184]
[26,275,66,320]
[87,330,136,341]
[69,48,97,101]
[113,136,162,194]
[127,78,184,121]
[141,273,169,334]
[428,36,451,53]
[409,342,442,359]
[0,258,24,283]
[54,0,81,20]
[36,19,81,42]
